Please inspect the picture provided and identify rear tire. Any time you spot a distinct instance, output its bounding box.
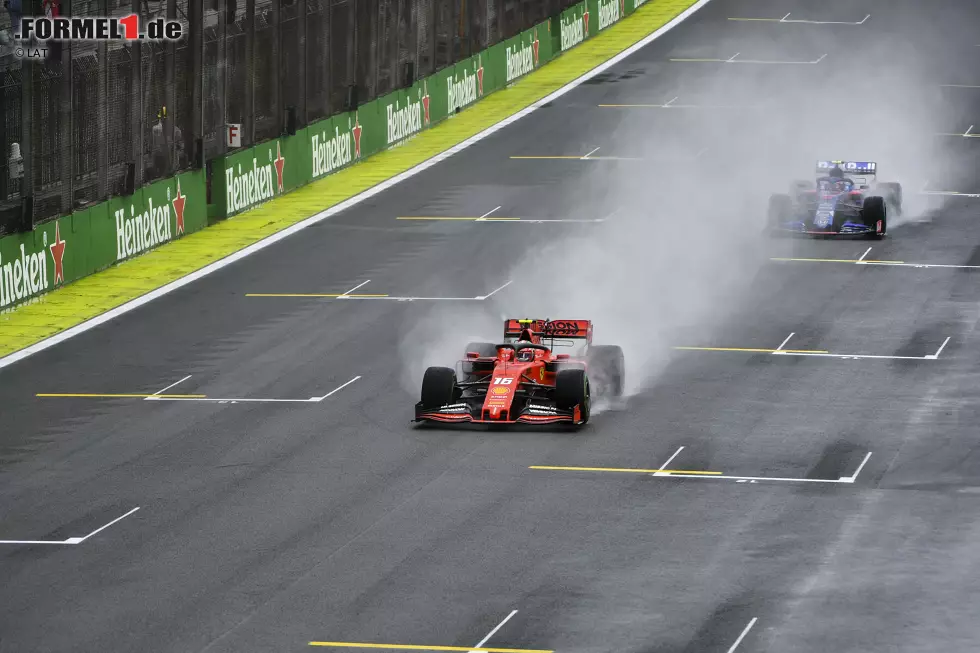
[862,196,887,239]
[555,368,590,423]
[767,194,792,232]
[421,366,457,409]
[587,345,625,398]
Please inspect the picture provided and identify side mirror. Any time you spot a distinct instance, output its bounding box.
[555,354,570,360]
[466,351,480,359]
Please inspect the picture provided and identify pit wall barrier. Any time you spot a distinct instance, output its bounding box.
[0,0,634,310]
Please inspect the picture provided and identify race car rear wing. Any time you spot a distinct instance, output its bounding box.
[816,160,877,176]
[504,319,593,342]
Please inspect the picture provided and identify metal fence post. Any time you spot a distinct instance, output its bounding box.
[130,0,142,190]
[189,0,203,167]
[244,0,254,144]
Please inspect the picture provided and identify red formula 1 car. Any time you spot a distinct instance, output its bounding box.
[414,319,625,426]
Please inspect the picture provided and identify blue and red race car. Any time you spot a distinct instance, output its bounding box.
[414,319,625,427]
[768,160,902,238]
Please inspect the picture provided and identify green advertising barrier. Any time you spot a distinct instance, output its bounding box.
[559,2,589,52]
[447,54,487,116]
[0,170,206,310]
[214,130,310,218]
[308,111,368,183]
[588,0,625,36]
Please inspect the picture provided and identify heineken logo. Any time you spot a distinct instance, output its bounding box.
[0,220,65,309]
[561,12,585,51]
[598,0,621,30]
[115,182,187,262]
[225,144,285,214]
[387,95,424,145]
[312,116,359,180]
[505,39,535,83]
[448,67,480,114]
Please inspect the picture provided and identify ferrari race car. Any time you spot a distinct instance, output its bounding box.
[768,160,902,238]
[414,318,625,426]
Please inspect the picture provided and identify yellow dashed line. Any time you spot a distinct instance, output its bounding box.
[308,643,552,653]
[529,465,722,475]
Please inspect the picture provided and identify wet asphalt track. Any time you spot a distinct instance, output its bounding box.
[3,0,980,651]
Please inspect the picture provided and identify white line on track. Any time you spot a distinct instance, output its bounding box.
[144,376,361,404]
[858,247,872,262]
[773,350,932,361]
[476,206,502,221]
[147,375,192,398]
[339,280,372,296]
[774,332,795,352]
[846,452,873,482]
[312,376,361,401]
[663,97,678,107]
[469,610,518,652]
[0,0,715,372]
[727,618,758,653]
[967,125,975,137]
[727,52,740,62]
[930,337,951,359]
[0,506,140,545]
[653,446,686,476]
[581,147,601,159]
[477,280,513,300]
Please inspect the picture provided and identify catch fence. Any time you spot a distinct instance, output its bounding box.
[0,0,582,234]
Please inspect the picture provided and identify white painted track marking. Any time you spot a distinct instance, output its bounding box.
[0,506,140,545]
[339,280,372,296]
[727,618,758,653]
[858,247,872,262]
[730,14,869,25]
[846,452,873,482]
[312,376,362,402]
[774,332,795,352]
[476,206,502,221]
[0,0,716,371]
[581,147,601,159]
[477,280,513,300]
[147,375,192,399]
[469,610,519,652]
[929,337,951,360]
[653,446,685,476]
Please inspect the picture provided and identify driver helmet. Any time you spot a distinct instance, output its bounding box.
[828,165,845,178]
[516,347,535,362]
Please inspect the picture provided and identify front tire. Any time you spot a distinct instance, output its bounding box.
[862,196,887,239]
[555,368,590,423]
[421,366,457,409]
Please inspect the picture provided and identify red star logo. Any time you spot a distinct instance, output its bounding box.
[172,179,186,235]
[583,8,590,34]
[49,220,66,286]
[475,57,484,95]
[533,31,540,66]
[352,113,362,158]
[421,82,431,125]
[273,142,285,193]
